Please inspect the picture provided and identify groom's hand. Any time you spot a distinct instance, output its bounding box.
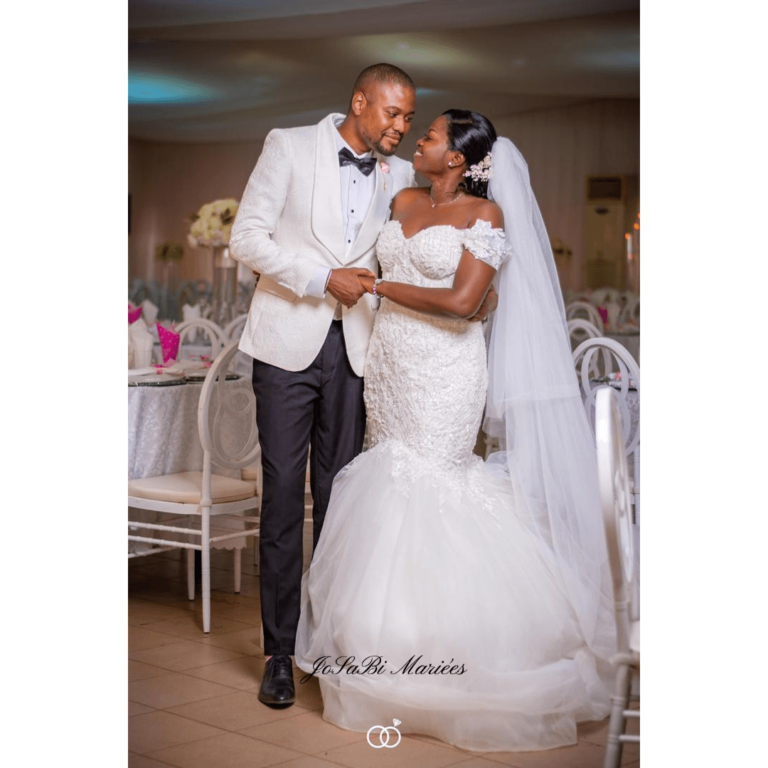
[469,285,498,322]
[327,268,376,308]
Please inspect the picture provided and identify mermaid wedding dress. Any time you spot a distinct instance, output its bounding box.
[295,219,612,752]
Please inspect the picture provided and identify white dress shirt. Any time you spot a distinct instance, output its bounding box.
[304,118,377,305]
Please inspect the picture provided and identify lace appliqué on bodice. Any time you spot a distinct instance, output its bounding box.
[363,219,511,502]
[376,219,512,283]
[461,218,512,270]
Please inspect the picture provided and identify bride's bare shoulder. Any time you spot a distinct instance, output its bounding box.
[391,187,428,216]
[466,197,504,229]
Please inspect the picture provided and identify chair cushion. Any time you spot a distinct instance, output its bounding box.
[129,471,256,504]
[240,464,259,482]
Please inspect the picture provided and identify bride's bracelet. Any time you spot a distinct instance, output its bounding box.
[372,278,384,296]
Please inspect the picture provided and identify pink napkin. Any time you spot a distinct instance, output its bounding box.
[157,322,180,364]
[129,305,142,324]
[597,306,608,325]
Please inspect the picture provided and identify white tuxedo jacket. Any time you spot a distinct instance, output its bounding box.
[230,113,415,376]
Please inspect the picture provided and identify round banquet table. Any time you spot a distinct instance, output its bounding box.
[152,342,254,378]
[128,376,253,480]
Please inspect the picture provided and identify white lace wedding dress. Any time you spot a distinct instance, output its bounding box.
[295,219,610,752]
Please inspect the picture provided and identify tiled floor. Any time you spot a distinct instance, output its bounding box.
[129,531,639,768]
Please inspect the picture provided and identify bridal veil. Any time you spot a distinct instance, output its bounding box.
[485,137,617,662]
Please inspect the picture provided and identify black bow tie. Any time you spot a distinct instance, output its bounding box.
[338,147,377,176]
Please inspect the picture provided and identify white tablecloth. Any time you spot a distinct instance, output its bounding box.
[128,377,252,480]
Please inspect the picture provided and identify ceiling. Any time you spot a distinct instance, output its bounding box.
[128,0,639,144]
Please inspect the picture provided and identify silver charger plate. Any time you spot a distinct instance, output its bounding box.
[129,373,187,387]
[185,371,241,383]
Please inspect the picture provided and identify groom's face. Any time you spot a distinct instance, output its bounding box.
[358,82,416,156]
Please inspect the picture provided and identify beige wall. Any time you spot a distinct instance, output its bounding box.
[492,99,640,291]
[128,99,639,292]
[128,139,266,284]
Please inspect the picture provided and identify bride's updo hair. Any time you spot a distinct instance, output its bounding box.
[442,109,497,199]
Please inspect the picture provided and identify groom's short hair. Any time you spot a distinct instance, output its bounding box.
[351,63,415,101]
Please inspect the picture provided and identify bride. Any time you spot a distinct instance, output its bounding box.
[295,109,617,752]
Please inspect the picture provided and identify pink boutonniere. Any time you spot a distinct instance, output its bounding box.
[380,161,390,191]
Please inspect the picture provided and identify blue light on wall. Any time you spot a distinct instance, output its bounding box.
[129,71,219,104]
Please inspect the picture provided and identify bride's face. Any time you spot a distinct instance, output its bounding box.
[414,116,456,174]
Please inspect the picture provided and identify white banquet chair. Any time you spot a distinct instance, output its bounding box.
[619,294,640,327]
[128,341,261,633]
[175,318,226,359]
[573,337,640,617]
[566,300,604,333]
[568,317,603,349]
[568,318,608,379]
[595,387,640,768]
[223,313,248,343]
[591,286,621,306]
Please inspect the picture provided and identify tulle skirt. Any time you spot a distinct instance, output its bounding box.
[295,440,610,752]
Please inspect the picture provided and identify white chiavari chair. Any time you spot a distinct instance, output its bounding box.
[129,341,261,633]
[568,317,602,345]
[573,337,640,619]
[595,387,640,767]
[223,313,248,343]
[175,318,226,359]
[591,286,621,306]
[618,294,640,327]
[566,300,605,333]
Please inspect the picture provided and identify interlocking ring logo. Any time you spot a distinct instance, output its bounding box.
[366,718,402,748]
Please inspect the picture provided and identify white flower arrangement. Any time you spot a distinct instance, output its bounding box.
[463,152,492,183]
[187,198,239,248]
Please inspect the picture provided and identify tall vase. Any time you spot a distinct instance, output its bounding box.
[160,259,178,321]
[211,245,238,327]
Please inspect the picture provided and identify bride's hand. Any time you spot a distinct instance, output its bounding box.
[469,285,498,322]
[358,275,376,294]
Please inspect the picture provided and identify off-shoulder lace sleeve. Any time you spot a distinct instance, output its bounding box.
[462,219,512,270]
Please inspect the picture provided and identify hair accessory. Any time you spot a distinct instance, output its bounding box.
[463,151,492,183]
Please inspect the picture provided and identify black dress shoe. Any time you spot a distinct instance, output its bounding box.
[258,654,296,707]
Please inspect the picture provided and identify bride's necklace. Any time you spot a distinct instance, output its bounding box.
[429,189,464,208]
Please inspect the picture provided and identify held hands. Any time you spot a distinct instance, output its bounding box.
[327,268,376,308]
[358,275,376,295]
[468,285,498,322]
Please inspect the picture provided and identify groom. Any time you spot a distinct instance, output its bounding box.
[230,64,418,707]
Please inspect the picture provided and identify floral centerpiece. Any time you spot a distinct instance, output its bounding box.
[187,198,240,326]
[187,198,239,248]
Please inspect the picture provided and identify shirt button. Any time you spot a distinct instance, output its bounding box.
[351,209,354,213]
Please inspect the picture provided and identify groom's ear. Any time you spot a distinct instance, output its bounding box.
[350,90,367,117]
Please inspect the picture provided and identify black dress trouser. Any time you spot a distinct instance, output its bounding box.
[251,320,366,655]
